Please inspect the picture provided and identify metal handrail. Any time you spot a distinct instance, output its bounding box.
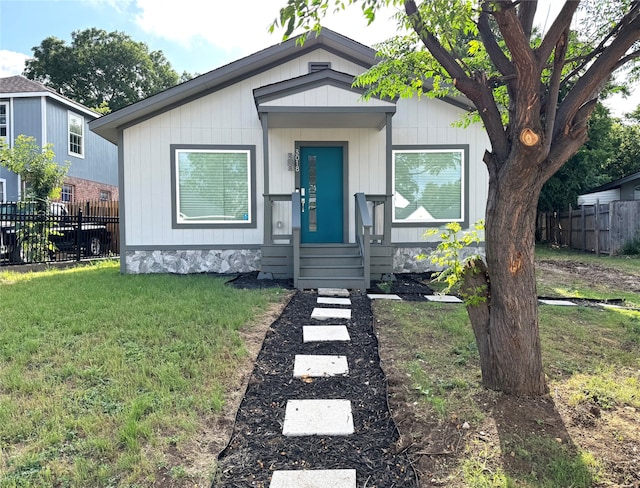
[291,191,301,288]
[354,192,371,289]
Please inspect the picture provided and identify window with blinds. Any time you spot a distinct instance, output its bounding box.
[392,148,464,223]
[175,149,251,224]
[68,112,84,157]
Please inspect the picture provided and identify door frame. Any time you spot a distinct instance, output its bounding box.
[295,141,349,244]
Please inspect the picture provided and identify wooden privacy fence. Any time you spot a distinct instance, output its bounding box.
[537,200,640,255]
[65,200,120,255]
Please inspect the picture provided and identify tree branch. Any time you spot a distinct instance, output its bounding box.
[404,0,510,159]
[478,4,514,77]
[517,0,537,40]
[543,28,569,154]
[537,1,579,64]
[555,7,640,139]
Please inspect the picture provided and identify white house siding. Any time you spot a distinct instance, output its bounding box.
[577,189,620,206]
[261,85,395,108]
[123,49,369,249]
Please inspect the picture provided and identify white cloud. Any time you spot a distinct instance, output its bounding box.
[0,50,29,78]
[132,0,400,56]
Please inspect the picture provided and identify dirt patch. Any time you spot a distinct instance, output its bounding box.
[537,259,640,293]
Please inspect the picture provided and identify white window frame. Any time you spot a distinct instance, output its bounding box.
[68,111,84,158]
[0,178,6,203]
[0,102,9,144]
[61,183,75,203]
[171,145,256,229]
[392,147,466,225]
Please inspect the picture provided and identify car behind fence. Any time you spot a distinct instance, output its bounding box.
[0,200,119,266]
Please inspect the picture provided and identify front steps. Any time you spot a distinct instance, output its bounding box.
[296,244,366,290]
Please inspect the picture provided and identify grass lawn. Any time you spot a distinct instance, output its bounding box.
[375,245,640,487]
[0,261,288,487]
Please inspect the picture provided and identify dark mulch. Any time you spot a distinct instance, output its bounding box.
[368,273,435,301]
[226,271,295,290]
[212,290,418,488]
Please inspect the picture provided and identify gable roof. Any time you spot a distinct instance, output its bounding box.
[0,75,100,118]
[90,28,474,144]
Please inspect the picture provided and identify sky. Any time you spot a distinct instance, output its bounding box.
[0,0,638,116]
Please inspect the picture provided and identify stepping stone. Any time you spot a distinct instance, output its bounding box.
[303,325,350,343]
[270,469,356,488]
[283,399,354,436]
[539,299,577,306]
[294,354,349,377]
[318,288,350,298]
[317,297,351,306]
[425,294,463,303]
[367,293,402,300]
[311,307,352,320]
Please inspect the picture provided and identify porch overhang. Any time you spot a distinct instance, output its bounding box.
[257,105,395,130]
[254,69,396,130]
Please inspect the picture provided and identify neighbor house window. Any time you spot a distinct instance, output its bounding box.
[172,145,256,227]
[0,103,8,143]
[0,178,5,203]
[68,112,84,157]
[99,190,111,201]
[61,184,75,202]
[392,147,465,224]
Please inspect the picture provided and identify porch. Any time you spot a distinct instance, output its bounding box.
[261,192,394,290]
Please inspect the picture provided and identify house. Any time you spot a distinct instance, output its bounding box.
[90,29,489,289]
[577,170,640,205]
[0,76,118,203]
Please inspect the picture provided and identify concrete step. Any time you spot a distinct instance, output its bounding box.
[296,277,367,290]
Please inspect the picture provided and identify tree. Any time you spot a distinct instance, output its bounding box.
[24,28,186,112]
[274,1,640,395]
[0,135,68,203]
[539,103,616,212]
[605,118,640,180]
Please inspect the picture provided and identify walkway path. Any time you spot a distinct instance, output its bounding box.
[213,288,418,487]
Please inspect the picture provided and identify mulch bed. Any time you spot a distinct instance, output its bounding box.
[212,288,419,487]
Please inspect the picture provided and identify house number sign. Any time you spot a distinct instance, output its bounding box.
[295,148,300,173]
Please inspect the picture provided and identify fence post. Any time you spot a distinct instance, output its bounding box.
[568,204,573,248]
[581,205,586,252]
[594,199,600,255]
[76,209,83,261]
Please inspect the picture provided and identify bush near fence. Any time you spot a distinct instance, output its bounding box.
[537,200,640,255]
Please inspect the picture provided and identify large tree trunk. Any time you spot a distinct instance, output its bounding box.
[463,153,547,396]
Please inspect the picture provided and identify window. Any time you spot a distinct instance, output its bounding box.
[68,112,84,157]
[99,190,111,201]
[0,178,5,203]
[0,103,8,143]
[392,147,466,224]
[171,145,256,228]
[61,184,75,202]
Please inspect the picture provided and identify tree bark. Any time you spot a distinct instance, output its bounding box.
[466,152,548,396]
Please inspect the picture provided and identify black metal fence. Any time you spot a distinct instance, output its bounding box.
[0,200,119,266]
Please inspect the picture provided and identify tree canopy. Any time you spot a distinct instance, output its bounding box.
[23,28,187,112]
[274,0,640,396]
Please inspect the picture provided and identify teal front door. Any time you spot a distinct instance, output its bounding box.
[299,146,344,243]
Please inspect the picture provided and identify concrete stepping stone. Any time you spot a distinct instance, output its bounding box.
[283,399,354,436]
[539,299,577,306]
[425,294,463,303]
[270,469,356,488]
[317,297,351,306]
[318,288,350,298]
[303,325,350,343]
[367,293,402,300]
[311,307,352,320]
[294,354,349,377]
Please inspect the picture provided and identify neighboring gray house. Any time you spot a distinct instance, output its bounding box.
[0,76,118,203]
[577,171,640,205]
[90,29,490,289]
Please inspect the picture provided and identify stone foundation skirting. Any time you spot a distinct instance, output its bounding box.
[393,246,485,274]
[125,249,261,274]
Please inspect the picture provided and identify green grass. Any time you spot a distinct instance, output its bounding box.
[0,261,287,487]
[374,246,640,487]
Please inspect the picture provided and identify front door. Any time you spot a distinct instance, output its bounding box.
[299,146,344,243]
